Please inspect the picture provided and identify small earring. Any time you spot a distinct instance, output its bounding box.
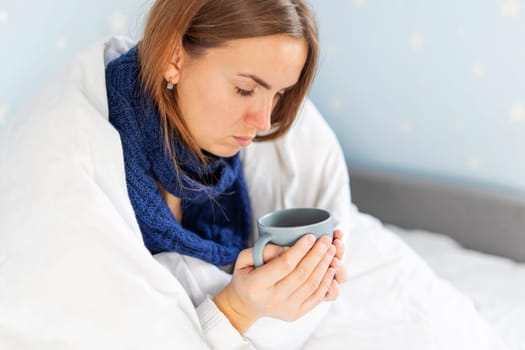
[166,81,174,90]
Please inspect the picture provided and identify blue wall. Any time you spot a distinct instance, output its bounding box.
[309,0,525,193]
[1,1,524,194]
[0,0,146,124]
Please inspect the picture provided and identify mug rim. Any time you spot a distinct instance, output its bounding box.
[257,207,332,230]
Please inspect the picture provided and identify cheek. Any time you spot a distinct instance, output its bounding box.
[203,90,247,126]
[179,80,222,123]
[178,74,246,132]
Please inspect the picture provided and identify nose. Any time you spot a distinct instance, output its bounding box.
[245,96,273,131]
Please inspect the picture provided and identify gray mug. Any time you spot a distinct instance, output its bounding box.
[253,208,334,267]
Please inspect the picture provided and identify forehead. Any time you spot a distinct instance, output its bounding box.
[192,35,308,88]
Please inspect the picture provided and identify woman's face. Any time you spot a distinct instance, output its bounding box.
[169,34,308,157]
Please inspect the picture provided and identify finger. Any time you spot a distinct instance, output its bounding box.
[234,249,255,271]
[262,244,287,264]
[333,229,344,241]
[235,245,285,271]
[333,238,345,260]
[323,279,339,301]
[285,241,335,301]
[300,267,336,313]
[330,257,348,283]
[257,234,316,284]
[277,236,332,291]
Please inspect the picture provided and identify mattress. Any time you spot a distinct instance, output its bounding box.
[388,225,525,350]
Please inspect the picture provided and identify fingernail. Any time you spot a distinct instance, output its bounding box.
[306,234,315,245]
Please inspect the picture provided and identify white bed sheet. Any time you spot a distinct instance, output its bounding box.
[388,225,525,350]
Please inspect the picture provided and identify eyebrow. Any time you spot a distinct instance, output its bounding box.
[238,73,296,91]
[238,74,272,89]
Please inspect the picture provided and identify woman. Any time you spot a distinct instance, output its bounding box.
[0,0,507,348]
[105,0,347,339]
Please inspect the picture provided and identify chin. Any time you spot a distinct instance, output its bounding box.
[205,146,241,159]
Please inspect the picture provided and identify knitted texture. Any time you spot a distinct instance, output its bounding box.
[105,46,251,266]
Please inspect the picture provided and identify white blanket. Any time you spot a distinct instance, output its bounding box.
[391,226,525,350]
[0,37,508,349]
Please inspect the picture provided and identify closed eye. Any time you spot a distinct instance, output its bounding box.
[236,87,255,97]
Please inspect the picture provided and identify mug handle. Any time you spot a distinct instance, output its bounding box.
[253,232,273,267]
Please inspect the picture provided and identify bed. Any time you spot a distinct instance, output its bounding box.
[349,167,525,349]
[0,37,524,349]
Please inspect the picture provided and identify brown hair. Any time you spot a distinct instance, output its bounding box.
[139,0,319,163]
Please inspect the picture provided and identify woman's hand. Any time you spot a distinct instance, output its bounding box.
[213,234,336,335]
[324,229,348,301]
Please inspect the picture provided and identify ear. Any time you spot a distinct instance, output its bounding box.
[163,45,184,85]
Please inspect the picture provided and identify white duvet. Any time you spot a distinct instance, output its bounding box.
[0,37,509,349]
[391,226,525,350]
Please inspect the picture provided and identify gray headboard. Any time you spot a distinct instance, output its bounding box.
[349,167,525,262]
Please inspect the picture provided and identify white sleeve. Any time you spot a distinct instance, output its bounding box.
[196,298,255,350]
[153,253,256,349]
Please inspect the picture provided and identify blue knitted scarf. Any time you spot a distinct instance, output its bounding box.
[105,46,251,266]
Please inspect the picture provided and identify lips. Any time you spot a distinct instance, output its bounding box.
[233,136,255,147]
